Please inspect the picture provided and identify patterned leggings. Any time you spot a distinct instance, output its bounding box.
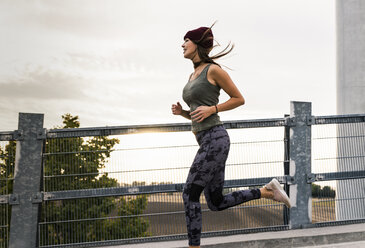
[183,125,261,246]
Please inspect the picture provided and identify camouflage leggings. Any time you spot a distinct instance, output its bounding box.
[183,125,261,246]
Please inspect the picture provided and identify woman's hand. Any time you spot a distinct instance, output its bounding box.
[190,106,215,123]
[171,102,183,115]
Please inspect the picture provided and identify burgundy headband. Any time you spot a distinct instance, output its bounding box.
[184,27,213,49]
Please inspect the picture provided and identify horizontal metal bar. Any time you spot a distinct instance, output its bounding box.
[313,218,365,228]
[314,155,365,161]
[0,194,9,204]
[0,131,15,141]
[223,118,286,129]
[314,114,365,125]
[307,170,365,183]
[5,115,365,140]
[223,176,289,188]
[313,135,365,141]
[46,118,287,139]
[47,122,192,138]
[43,176,287,201]
[43,184,183,201]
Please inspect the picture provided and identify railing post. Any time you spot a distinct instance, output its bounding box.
[283,114,290,225]
[288,102,312,229]
[9,113,44,248]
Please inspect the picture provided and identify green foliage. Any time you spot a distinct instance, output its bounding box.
[312,184,336,198]
[311,184,321,198]
[321,186,336,198]
[0,114,149,246]
[0,141,16,194]
[116,195,150,238]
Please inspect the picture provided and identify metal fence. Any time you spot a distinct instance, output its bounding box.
[1,101,365,247]
[40,122,288,247]
[0,138,14,248]
[311,116,365,226]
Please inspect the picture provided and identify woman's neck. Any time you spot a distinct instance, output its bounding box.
[191,51,203,69]
[193,60,202,69]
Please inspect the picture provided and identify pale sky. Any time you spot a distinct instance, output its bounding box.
[0,0,336,131]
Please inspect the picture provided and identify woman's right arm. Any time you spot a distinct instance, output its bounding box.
[171,102,191,120]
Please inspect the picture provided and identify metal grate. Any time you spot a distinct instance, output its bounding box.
[39,125,288,247]
[0,141,15,248]
[4,106,365,247]
[312,122,365,224]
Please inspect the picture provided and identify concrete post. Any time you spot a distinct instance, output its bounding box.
[9,113,44,248]
[336,0,365,220]
[289,102,312,229]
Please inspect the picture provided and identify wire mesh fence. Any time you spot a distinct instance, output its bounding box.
[3,110,365,247]
[39,195,149,246]
[39,125,288,247]
[311,121,365,224]
[0,140,14,248]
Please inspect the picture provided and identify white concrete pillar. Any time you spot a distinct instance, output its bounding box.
[336,0,365,220]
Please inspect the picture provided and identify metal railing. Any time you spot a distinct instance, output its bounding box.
[0,139,14,248]
[311,116,365,225]
[38,118,289,247]
[1,101,365,247]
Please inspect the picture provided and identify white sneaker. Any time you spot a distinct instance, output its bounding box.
[265,178,291,208]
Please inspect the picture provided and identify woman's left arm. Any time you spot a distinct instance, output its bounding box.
[210,65,245,112]
[190,65,245,123]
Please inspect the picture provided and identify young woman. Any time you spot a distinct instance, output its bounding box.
[171,25,291,248]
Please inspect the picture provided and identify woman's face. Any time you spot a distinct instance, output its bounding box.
[182,38,197,60]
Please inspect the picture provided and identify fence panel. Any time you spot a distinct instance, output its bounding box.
[4,108,364,247]
[0,139,15,248]
[39,122,289,247]
[312,117,365,225]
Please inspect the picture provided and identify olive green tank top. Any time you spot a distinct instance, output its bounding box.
[182,64,222,133]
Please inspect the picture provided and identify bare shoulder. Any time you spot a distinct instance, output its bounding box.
[208,64,231,83]
[209,64,226,76]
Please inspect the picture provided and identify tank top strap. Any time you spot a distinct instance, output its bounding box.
[202,63,212,78]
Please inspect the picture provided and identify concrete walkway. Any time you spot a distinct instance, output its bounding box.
[300,240,365,248]
[103,223,365,248]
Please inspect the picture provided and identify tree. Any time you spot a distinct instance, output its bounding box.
[311,184,321,198]
[321,186,336,198]
[312,184,336,198]
[1,114,149,247]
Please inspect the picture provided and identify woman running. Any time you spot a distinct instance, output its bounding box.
[171,24,291,248]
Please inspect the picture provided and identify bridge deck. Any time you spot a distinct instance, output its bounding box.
[99,223,365,248]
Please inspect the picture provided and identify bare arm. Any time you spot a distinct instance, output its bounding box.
[210,64,245,112]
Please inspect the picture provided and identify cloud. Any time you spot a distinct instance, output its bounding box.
[0,0,336,131]
[0,65,87,100]
[0,50,183,130]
